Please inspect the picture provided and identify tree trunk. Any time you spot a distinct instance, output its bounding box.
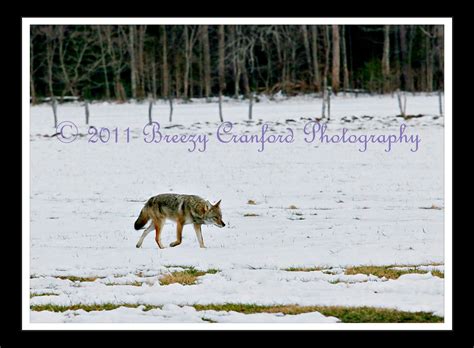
[382,25,391,93]
[436,25,444,90]
[230,25,240,98]
[331,25,340,93]
[301,25,313,87]
[399,25,409,91]
[161,26,169,99]
[322,26,331,118]
[151,50,157,100]
[406,26,415,91]
[30,34,36,104]
[425,26,434,92]
[129,25,137,99]
[97,26,110,99]
[46,31,55,98]
[201,25,212,99]
[184,26,190,99]
[198,38,203,98]
[241,55,252,120]
[57,26,75,97]
[137,25,146,98]
[341,25,349,92]
[311,26,321,92]
[218,25,225,121]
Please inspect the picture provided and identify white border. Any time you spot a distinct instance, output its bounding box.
[22,17,453,331]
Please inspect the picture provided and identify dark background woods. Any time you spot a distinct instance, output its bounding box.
[30,25,444,103]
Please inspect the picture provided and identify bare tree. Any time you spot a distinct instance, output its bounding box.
[96,26,110,99]
[30,27,41,104]
[331,25,340,93]
[322,26,331,118]
[382,25,391,93]
[137,25,147,98]
[218,25,225,121]
[128,25,137,99]
[162,26,169,99]
[161,26,173,122]
[341,25,349,91]
[201,25,212,99]
[183,25,198,100]
[56,25,100,98]
[104,26,127,101]
[301,25,313,87]
[229,25,241,98]
[399,25,409,91]
[311,25,321,91]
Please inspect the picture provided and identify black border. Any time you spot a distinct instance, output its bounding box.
[6,13,466,346]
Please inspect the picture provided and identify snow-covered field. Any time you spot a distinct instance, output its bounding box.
[28,94,445,324]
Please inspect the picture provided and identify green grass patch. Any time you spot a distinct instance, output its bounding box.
[193,304,443,323]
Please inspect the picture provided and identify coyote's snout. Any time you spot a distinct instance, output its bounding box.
[134,193,225,249]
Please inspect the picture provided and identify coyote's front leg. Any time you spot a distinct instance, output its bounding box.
[136,223,154,248]
[193,223,205,248]
[170,220,184,247]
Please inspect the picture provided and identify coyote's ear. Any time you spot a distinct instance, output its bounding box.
[204,201,211,212]
[214,199,221,207]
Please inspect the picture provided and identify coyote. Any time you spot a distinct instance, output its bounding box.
[134,193,225,249]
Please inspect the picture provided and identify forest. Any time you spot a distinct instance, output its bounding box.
[30,25,444,103]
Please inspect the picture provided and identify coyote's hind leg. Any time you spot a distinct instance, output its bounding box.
[153,219,165,249]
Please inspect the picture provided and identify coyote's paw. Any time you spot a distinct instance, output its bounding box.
[170,241,181,247]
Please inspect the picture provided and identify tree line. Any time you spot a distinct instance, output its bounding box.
[30,25,444,103]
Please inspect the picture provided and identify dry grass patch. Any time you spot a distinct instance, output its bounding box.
[30,292,59,298]
[287,205,298,209]
[193,304,443,323]
[56,276,103,282]
[243,213,259,217]
[419,204,443,210]
[105,281,143,287]
[159,268,219,286]
[345,265,444,280]
[30,303,159,312]
[285,267,325,272]
[247,200,257,205]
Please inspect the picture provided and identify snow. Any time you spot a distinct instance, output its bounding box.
[29,93,445,323]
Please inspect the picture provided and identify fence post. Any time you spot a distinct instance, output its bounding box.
[397,89,407,117]
[148,94,153,125]
[327,87,332,121]
[438,90,443,116]
[52,97,58,128]
[85,100,90,125]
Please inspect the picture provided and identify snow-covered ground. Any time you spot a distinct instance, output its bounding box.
[29,93,445,323]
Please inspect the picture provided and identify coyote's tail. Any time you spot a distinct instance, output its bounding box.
[134,206,150,230]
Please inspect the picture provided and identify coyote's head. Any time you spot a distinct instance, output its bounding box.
[205,200,225,228]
